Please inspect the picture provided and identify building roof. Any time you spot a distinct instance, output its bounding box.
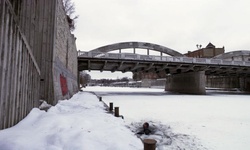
[206,42,215,48]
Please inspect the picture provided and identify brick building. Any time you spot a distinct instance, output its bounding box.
[185,43,225,58]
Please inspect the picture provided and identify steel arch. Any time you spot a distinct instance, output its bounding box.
[88,42,184,57]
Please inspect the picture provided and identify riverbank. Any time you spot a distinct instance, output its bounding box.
[0,92,142,150]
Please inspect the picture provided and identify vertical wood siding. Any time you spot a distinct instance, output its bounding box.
[0,0,77,130]
[0,0,41,129]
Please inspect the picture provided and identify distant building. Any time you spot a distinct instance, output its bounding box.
[185,43,225,58]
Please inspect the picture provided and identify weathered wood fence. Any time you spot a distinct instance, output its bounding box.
[0,0,41,129]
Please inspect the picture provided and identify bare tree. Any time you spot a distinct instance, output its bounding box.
[79,71,91,88]
[63,0,79,31]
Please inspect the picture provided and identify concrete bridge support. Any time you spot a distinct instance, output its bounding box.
[240,77,250,92]
[206,76,250,92]
[206,76,240,90]
[165,71,206,94]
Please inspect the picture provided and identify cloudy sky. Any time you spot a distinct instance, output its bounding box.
[72,0,250,79]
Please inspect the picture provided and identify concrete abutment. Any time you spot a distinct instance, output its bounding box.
[165,71,206,94]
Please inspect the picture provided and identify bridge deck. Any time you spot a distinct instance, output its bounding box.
[78,52,250,77]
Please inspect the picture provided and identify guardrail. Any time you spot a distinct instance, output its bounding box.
[78,51,250,67]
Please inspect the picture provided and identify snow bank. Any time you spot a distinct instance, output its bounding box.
[0,92,142,150]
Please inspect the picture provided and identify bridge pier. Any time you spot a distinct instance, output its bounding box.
[165,71,206,94]
[206,76,240,89]
[240,77,250,92]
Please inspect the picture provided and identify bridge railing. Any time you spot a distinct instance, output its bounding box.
[78,51,250,67]
[245,62,250,66]
[210,59,221,64]
[233,61,244,65]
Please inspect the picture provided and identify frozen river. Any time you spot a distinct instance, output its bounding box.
[84,86,250,150]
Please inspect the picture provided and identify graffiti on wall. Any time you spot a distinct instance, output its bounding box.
[60,74,68,96]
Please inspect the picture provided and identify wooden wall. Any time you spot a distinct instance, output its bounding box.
[0,0,78,130]
[17,0,57,105]
[0,0,41,129]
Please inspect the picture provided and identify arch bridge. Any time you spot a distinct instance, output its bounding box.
[78,42,250,94]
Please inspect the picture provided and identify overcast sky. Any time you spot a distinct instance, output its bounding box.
[72,0,250,79]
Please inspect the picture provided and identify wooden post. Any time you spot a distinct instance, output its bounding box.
[143,139,157,150]
[114,107,119,117]
[109,102,113,111]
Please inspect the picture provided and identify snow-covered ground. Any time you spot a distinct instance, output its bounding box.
[0,92,142,150]
[84,86,250,150]
[1,86,249,150]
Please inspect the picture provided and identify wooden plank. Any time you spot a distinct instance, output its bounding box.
[37,0,44,100]
[22,48,28,119]
[0,0,6,129]
[11,28,20,126]
[30,64,34,109]
[52,0,57,103]
[29,0,36,109]
[0,0,5,67]
[26,57,30,114]
[6,12,14,127]
[10,26,18,126]
[33,0,39,65]
[25,51,29,115]
[47,0,54,104]
[1,5,10,129]
[25,0,31,44]
[41,0,48,103]
[23,50,28,116]
[22,47,27,120]
[36,0,44,68]
[27,58,32,113]
[29,0,35,54]
[15,34,23,125]
[19,44,25,120]
[19,0,26,34]
[4,11,13,128]
[35,71,39,106]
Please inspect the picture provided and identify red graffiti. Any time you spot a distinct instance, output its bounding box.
[60,74,68,96]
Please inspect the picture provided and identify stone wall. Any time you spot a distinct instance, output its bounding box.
[53,0,78,102]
